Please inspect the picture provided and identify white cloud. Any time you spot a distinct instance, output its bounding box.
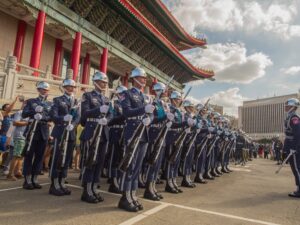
[183,43,273,84]
[163,0,300,40]
[200,87,247,116]
[280,66,300,75]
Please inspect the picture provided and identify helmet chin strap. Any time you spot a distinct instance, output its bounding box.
[133,78,145,88]
[93,81,106,92]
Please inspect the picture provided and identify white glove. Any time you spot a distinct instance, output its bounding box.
[166,121,172,128]
[64,114,73,122]
[225,137,229,141]
[217,130,222,135]
[208,127,214,133]
[35,105,43,113]
[185,127,191,133]
[187,118,196,127]
[167,112,175,121]
[196,129,201,133]
[145,104,155,114]
[290,149,296,154]
[34,113,42,121]
[98,118,108,126]
[142,117,151,126]
[100,105,109,114]
[66,124,74,131]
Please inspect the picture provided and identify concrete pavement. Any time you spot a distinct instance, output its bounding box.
[0,159,299,225]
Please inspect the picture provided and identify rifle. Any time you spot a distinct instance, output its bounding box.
[182,128,200,159]
[194,136,208,161]
[22,120,38,156]
[168,128,189,164]
[206,135,219,157]
[275,150,295,174]
[119,124,145,172]
[147,121,168,165]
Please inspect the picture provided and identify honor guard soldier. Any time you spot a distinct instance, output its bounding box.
[194,103,209,184]
[118,67,155,212]
[107,85,127,194]
[22,81,52,190]
[143,82,174,201]
[80,72,110,203]
[283,98,300,198]
[49,79,79,196]
[165,91,184,194]
[181,99,197,188]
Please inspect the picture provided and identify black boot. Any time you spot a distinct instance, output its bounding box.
[215,168,223,176]
[81,183,98,203]
[172,178,183,193]
[221,167,230,173]
[210,169,220,177]
[152,181,163,199]
[181,176,194,188]
[23,176,34,190]
[92,183,104,202]
[144,182,160,201]
[225,166,233,172]
[288,191,300,198]
[32,175,42,189]
[108,178,122,194]
[194,173,207,184]
[59,177,71,195]
[49,178,65,196]
[203,172,214,180]
[165,179,179,194]
[131,190,143,210]
[118,192,139,212]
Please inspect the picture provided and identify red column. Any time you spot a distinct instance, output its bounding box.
[122,72,129,87]
[70,32,82,80]
[99,48,108,73]
[151,77,158,95]
[13,20,27,70]
[30,10,46,76]
[81,53,90,84]
[52,39,63,77]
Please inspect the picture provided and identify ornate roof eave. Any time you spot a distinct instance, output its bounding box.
[110,0,214,80]
[142,0,207,49]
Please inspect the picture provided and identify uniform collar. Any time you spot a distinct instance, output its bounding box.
[132,87,143,95]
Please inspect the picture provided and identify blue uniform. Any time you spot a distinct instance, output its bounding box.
[283,111,300,187]
[80,90,110,185]
[107,99,125,192]
[145,99,167,183]
[22,96,51,186]
[119,88,148,192]
[49,95,78,187]
[164,104,184,192]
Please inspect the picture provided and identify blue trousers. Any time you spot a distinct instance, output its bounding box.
[119,142,148,191]
[196,146,207,175]
[108,141,123,179]
[183,145,195,176]
[23,139,47,176]
[145,144,165,182]
[82,141,107,184]
[50,138,75,179]
[289,151,300,186]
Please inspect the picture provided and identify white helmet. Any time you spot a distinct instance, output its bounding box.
[93,71,108,82]
[130,67,146,78]
[285,98,300,107]
[183,99,194,107]
[116,85,128,94]
[36,81,50,90]
[62,78,76,87]
[170,91,182,99]
[153,82,166,92]
[196,103,204,111]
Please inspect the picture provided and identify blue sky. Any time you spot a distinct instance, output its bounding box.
[162,0,300,116]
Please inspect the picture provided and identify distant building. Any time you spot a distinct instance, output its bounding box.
[238,93,299,140]
[211,104,223,115]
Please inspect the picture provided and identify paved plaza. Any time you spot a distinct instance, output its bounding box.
[0,159,299,225]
